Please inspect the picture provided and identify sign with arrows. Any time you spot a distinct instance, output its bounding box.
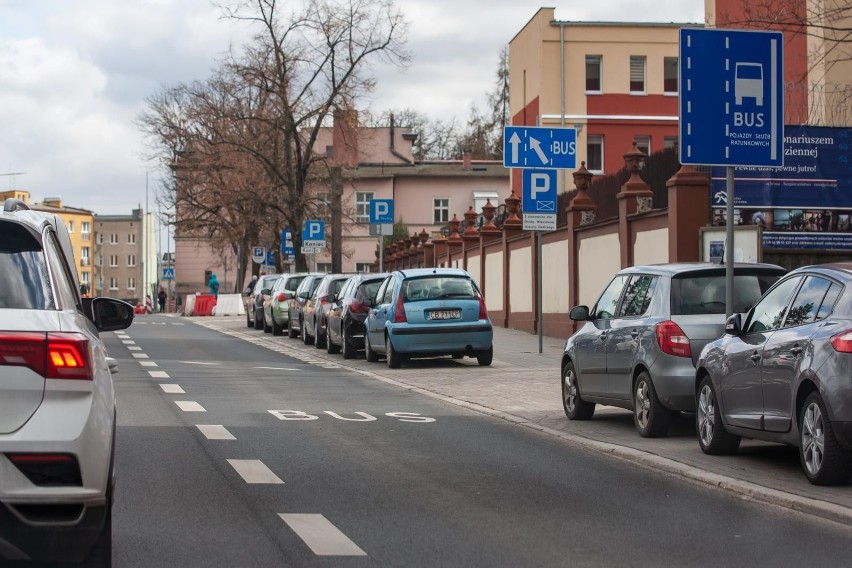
[503,126,577,170]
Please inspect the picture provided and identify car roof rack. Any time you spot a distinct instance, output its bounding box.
[3,198,30,212]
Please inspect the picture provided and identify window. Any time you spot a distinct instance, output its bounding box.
[127,254,136,267]
[664,136,678,151]
[587,135,603,173]
[618,275,657,317]
[433,198,450,224]
[67,220,75,233]
[97,233,104,244]
[82,221,91,234]
[783,276,840,327]
[634,135,651,156]
[81,271,90,284]
[356,262,373,273]
[473,191,499,219]
[592,275,628,320]
[109,277,119,290]
[630,56,646,94]
[317,262,332,272]
[110,233,118,244]
[81,247,90,260]
[355,192,374,223]
[316,192,330,215]
[664,57,678,94]
[127,233,136,244]
[585,55,602,92]
[109,255,118,267]
[127,277,136,290]
[746,277,801,333]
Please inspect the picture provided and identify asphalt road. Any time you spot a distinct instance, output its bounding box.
[107,315,852,567]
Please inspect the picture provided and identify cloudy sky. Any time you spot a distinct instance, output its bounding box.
[0,0,704,215]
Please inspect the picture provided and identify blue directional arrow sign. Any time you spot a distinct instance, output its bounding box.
[503,126,576,169]
[679,28,784,167]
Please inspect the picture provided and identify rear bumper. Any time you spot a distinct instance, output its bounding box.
[389,323,493,354]
[647,354,698,412]
[0,501,107,563]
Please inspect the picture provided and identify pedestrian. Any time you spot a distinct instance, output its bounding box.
[244,274,258,295]
[208,273,220,298]
[157,287,167,313]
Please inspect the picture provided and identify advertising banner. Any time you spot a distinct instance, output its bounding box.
[710,125,852,249]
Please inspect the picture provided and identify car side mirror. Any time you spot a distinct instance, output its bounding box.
[725,313,742,335]
[569,305,590,321]
[260,288,272,295]
[363,298,374,308]
[91,297,134,332]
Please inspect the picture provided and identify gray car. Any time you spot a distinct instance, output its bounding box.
[696,263,852,485]
[0,198,134,565]
[562,263,785,438]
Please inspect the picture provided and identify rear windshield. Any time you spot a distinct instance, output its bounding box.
[671,272,782,315]
[402,276,476,302]
[0,222,53,309]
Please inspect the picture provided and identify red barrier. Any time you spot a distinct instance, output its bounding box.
[193,294,217,316]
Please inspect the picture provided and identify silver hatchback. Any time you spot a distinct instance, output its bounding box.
[0,199,133,565]
[561,263,785,437]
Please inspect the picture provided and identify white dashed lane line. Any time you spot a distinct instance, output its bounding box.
[227,459,284,484]
[279,514,367,556]
[174,401,206,412]
[128,346,142,351]
[132,353,149,359]
[159,384,185,394]
[122,340,135,345]
[197,425,236,440]
[148,371,170,379]
[140,361,158,367]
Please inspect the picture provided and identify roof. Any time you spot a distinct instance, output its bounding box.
[347,162,508,179]
[397,267,471,278]
[618,262,787,276]
[550,20,701,29]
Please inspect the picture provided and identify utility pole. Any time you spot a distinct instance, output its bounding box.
[330,166,343,272]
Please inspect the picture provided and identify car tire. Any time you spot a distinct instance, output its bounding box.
[254,308,263,330]
[342,329,357,360]
[696,376,741,455]
[365,333,379,363]
[800,391,852,485]
[476,346,493,366]
[246,308,253,328]
[562,360,595,420]
[386,334,402,369]
[633,371,671,438]
[272,317,283,336]
[288,317,298,339]
[263,312,272,333]
[302,318,314,345]
[315,323,327,349]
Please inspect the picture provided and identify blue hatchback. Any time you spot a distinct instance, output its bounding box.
[364,268,494,368]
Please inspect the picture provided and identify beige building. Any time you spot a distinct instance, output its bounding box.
[94,209,157,305]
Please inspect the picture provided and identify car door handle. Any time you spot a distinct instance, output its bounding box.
[749,352,762,362]
[790,345,804,356]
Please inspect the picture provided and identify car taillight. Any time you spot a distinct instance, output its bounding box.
[655,321,692,358]
[350,301,369,314]
[478,292,489,320]
[393,293,407,323]
[831,330,852,353]
[277,292,286,302]
[0,332,91,380]
[6,453,82,486]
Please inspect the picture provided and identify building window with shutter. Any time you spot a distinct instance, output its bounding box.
[586,55,602,93]
[664,57,678,94]
[586,135,604,173]
[630,56,646,94]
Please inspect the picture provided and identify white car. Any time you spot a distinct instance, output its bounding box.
[0,198,133,565]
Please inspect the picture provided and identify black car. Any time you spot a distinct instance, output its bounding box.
[287,273,325,339]
[246,273,280,329]
[326,273,388,358]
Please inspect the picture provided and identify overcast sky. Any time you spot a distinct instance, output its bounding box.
[0,0,704,215]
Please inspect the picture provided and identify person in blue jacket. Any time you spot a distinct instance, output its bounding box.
[208,274,220,298]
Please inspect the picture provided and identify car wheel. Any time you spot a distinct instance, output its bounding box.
[633,371,671,438]
[365,333,379,363]
[562,361,595,420]
[342,329,357,360]
[272,317,283,336]
[254,308,263,330]
[800,391,852,485]
[302,318,314,345]
[476,345,493,366]
[288,317,298,339]
[246,310,253,328]
[386,334,402,368]
[263,312,272,333]
[315,323,327,349]
[696,376,741,455]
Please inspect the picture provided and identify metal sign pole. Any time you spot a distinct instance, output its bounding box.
[537,232,543,354]
[379,236,384,272]
[725,166,735,319]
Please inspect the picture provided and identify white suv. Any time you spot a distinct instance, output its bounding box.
[0,198,133,565]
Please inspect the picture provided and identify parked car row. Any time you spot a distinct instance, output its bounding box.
[563,261,852,486]
[245,268,495,369]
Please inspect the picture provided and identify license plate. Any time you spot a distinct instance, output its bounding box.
[428,309,461,320]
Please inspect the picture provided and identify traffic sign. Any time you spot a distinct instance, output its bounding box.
[265,250,275,266]
[369,199,394,224]
[162,267,174,280]
[302,220,325,254]
[679,28,784,167]
[251,246,265,265]
[281,229,294,255]
[521,169,557,231]
[503,126,576,169]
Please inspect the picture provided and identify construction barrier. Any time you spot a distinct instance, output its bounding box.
[193,294,217,316]
[211,294,244,316]
[145,295,153,314]
[182,294,196,316]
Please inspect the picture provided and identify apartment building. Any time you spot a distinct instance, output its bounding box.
[94,209,157,305]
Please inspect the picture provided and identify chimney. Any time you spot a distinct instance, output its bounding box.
[463,151,472,170]
[332,108,359,168]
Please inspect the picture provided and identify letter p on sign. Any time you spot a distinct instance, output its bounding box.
[531,173,550,199]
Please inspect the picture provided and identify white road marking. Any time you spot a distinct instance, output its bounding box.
[227,459,284,484]
[132,353,149,359]
[179,361,218,366]
[278,514,366,556]
[254,366,300,371]
[128,346,142,351]
[197,425,236,440]
[122,340,135,345]
[175,401,206,412]
[148,371,170,379]
[159,384,185,394]
[140,361,158,367]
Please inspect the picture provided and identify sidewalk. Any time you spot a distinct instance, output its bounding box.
[186,314,852,526]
